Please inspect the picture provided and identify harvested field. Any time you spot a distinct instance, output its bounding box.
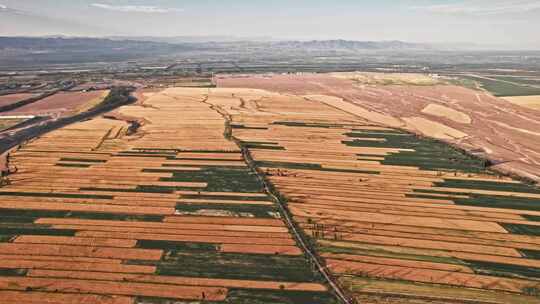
[0,93,38,108]
[329,72,441,86]
[503,95,540,110]
[402,117,468,140]
[3,90,109,116]
[0,87,334,303]
[421,103,472,124]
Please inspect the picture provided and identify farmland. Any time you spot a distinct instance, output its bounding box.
[0,88,335,303]
[1,90,110,116]
[0,93,40,108]
[199,85,540,303]
[503,95,540,110]
[2,76,540,303]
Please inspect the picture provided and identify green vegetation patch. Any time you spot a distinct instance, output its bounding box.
[80,186,176,194]
[240,141,286,150]
[55,163,92,168]
[0,226,76,236]
[434,179,540,194]
[223,289,338,304]
[462,76,540,97]
[492,76,540,86]
[175,203,278,218]
[157,253,320,282]
[131,251,321,282]
[59,158,107,163]
[158,167,264,193]
[502,223,540,236]
[273,121,347,129]
[413,190,540,211]
[231,124,269,130]
[254,160,379,174]
[454,194,540,211]
[0,208,164,222]
[180,194,270,201]
[138,240,220,252]
[0,235,13,242]
[343,132,488,173]
[465,260,540,279]
[523,214,540,222]
[0,269,27,276]
[519,249,540,260]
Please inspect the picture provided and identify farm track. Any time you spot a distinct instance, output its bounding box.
[206,94,354,303]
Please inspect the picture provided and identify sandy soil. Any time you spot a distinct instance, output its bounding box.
[421,103,471,124]
[402,117,468,140]
[330,72,440,86]
[503,95,540,110]
[219,73,540,182]
[3,90,109,116]
[0,93,38,107]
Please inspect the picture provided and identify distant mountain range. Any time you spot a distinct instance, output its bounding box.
[0,37,194,67]
[0,36,434,51]
[273,40,432,50]
[0,36,505,68]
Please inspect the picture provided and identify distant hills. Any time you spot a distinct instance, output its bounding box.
[0,36,434,52]
[272,40,432,50]
[0,37,194,67]
[0,36,502,68]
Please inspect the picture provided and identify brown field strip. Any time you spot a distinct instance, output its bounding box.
[0,260,156,274]
[0,291,134,304]
[27,270,327,292]
[0,243,163,260]
[0,277,228,301]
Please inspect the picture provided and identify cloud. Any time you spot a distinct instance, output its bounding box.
[413,0,540,15]
[91,3,183,14]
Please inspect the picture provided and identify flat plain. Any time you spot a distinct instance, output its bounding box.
[2,79,540,303]
[0,88,336,304]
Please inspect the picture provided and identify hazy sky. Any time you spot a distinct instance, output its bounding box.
[1,0,540,48]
